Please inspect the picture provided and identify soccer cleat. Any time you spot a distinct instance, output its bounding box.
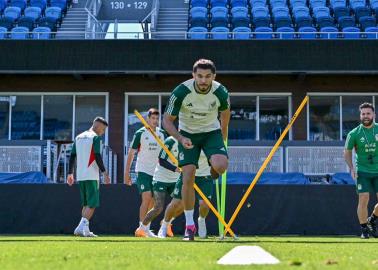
[85,231,98,237]
[158,226,167,238]
[74,225,84,236]
[183,225,196,241]
[167,224,174,237]
[198,217,207,239]
[367,217,378,238]
[147,230,157,238]
[135,227,148,237]
[361,227,370,239]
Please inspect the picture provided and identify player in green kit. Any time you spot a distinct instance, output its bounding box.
[163,59,230,241]
[344,102,378,239]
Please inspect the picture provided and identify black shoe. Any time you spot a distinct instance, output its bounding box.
[367,217,378,238]
[361,227,370,239]
[183,225,196,241]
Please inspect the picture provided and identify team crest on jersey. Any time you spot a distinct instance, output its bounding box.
[360,137,365,143]
[141,184,145,190]
[358,184,362,190]
[209,101,216,109]
[179,152,184,161]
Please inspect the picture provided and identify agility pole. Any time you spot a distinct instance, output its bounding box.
[134,110,236,237]
[223,96,309,236]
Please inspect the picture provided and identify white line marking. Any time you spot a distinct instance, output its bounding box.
[217,246,280,265]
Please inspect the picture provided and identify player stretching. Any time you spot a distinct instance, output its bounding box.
[163,59,230,241]
[124,108,166,237]
[67,117,110,237]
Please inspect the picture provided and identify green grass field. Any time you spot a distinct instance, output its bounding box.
[0,236,378,269]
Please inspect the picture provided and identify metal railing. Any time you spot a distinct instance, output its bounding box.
[85,0,105,39]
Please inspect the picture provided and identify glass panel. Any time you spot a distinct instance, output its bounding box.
[11,96,41,140]
[259,96,289,140]
[0,96,10,139]
[43,95,73,140]
[342,96,373,140]
[229,96,257,141]
[75,95,106,137]
[127,95,159,148]
[309,96,340,141]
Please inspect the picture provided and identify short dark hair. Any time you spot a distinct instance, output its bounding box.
[193,59,216,74]
[359,102,375,112]
[93,117,108,126]
[148,108,159,117]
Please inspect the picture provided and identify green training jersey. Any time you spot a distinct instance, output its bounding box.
[345,123,378,173]
[165,79,230,134]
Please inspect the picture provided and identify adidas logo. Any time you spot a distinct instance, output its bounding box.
[186,103,193,107]
[220,147,226,152]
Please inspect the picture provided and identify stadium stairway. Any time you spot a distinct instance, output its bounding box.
[56,0,87,39]
[154,0,189,39]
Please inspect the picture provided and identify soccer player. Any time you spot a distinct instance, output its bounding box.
[158,151,213,239]
[163,59,230,240]
[136,136,180,237]
[344,102,378,239]
[124,108,166,237]
[67,117,110,237]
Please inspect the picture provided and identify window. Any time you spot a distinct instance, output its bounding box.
[229,96,256,141]
[75,95,106,137]
[11,96,41,140]
[43,95,73,140]
[0,96,10,139]
[259,96,289,140]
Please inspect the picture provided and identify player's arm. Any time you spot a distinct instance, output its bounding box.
[93,136,110,184]
[124,131,141,185]
[344,132,356,180]
[158,139,180,172]
[67,143,76,186]
[216,86,231,141]
[220,108,230,141]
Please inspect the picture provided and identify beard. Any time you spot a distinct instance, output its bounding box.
[361,118,374,127]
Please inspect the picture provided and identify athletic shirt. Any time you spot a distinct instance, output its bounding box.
[72,130,102,181]
[345,123,378,173]
[153,136,180,183]
[196,151,211,177]
[165,79,230,134]
[131,127,166,176]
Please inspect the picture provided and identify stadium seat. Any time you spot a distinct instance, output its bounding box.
[293,7,313,28]
[332,6,350,20]
[290,0,307,8]
[232,16,250,27]
[276,26,295,38]
[10,26,29,39]
[249,0,266,7]
[189,16,209,28]
[230,0,248,7]
[365,26,378,39]
[0,17,14,30]
[272,6,292,28]
[210,6,228,27]
[254,26,273,38]
[231,6,248,18]
[45,7,62,23]
[320,26,339,38]
[371,0,378,15]
[313,7,335,27]
[233,26,252,39]
[210,16,229,27]
[337,16,355,28]
[50,0,67,14]
[310,0,326,9]
[0,0,6,14]
[210,26,230,39]
[210,0,228,7]
[17,17,35,31]
[187,26,208,39]
[342,26,361,38]
[298,26,317,38]
[359,16,376,31]
[252,7,271,27]
[24,7,42,22]
[32,26,51,39]
[10,0,27,11]
[270,0,287,8]
[4,7,22,23]
[191,0,208,8]
[30,0,47,11]
[0,26,7,39]
[191,7,208,19]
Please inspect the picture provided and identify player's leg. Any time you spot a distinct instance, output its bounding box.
[159,198,184,238]
[357,174,373,239]
[135,172,154,236]
[367,177,378,238]
[203,130,228,177]
[196,176,213,238]
[82,180,99,237]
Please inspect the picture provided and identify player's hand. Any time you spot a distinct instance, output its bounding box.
[67,174,74,186]
[124,173,132,186]
[351,169,357,181]
[175,167,181,173]
[103,172,111,184]
[179,136,193,149]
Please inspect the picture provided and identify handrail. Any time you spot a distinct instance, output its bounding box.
[84,0,104,39]
[140,0,159,32]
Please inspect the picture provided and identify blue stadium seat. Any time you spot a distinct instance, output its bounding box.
[232,16,250,27]
[210,26,230,39]
[338,16,355,28]
[10,0,27,11]
[50,0,67,13]
[298,26,317,38]
[270,0,287,8]
[30,0,47,11]
[4,7,22,22]
[252,6,270,27]
[231,6,248,18]
[190,7,208,19]
[0,17,13,30]
[310,0,326,9]
[313,7,335,27]
[293,6,313,27]
[187,26,208,39]
[332,6,350,20]
[24,7,42,21]
[17,17,35,30]
[32,26,51,39]
[276,26,295,38]
[210,6,229,26]
[371,0,378,15]
[273,7,292,28]
[189,17,208,28]
[254,26,273,38]
[0,0,6,14]
[342,26,360,38]
[233,26,252,39]
[359,16,376,31]
[230,0,248,7]
[0,26,7,39]
[365,26,378,39]
[320,26,339,38]
[290,0,307,8]
[210,0,228,7]
[191,0,208,8]
[249,0,266,7]
[330,0,346,8]
[45,7,62,23]
[10,26,29,39]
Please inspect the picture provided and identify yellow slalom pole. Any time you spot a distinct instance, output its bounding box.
[223,96,309,236]
[134,110,236,237]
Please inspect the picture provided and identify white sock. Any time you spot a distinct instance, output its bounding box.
[169,218,175,224]
[79,217,89,227]
[199,216,206,221]
[161,220,169,229]
[146,223,151,231]
[184,210,195,226]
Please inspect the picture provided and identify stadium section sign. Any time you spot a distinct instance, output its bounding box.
[97,0,153,21]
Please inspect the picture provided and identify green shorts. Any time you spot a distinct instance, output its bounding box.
[136,172,153,194]
[178,129,228,167]
[356,171,378,193]
[79,180,99,208]
[172,175,213,201]
[152,180,176,195]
